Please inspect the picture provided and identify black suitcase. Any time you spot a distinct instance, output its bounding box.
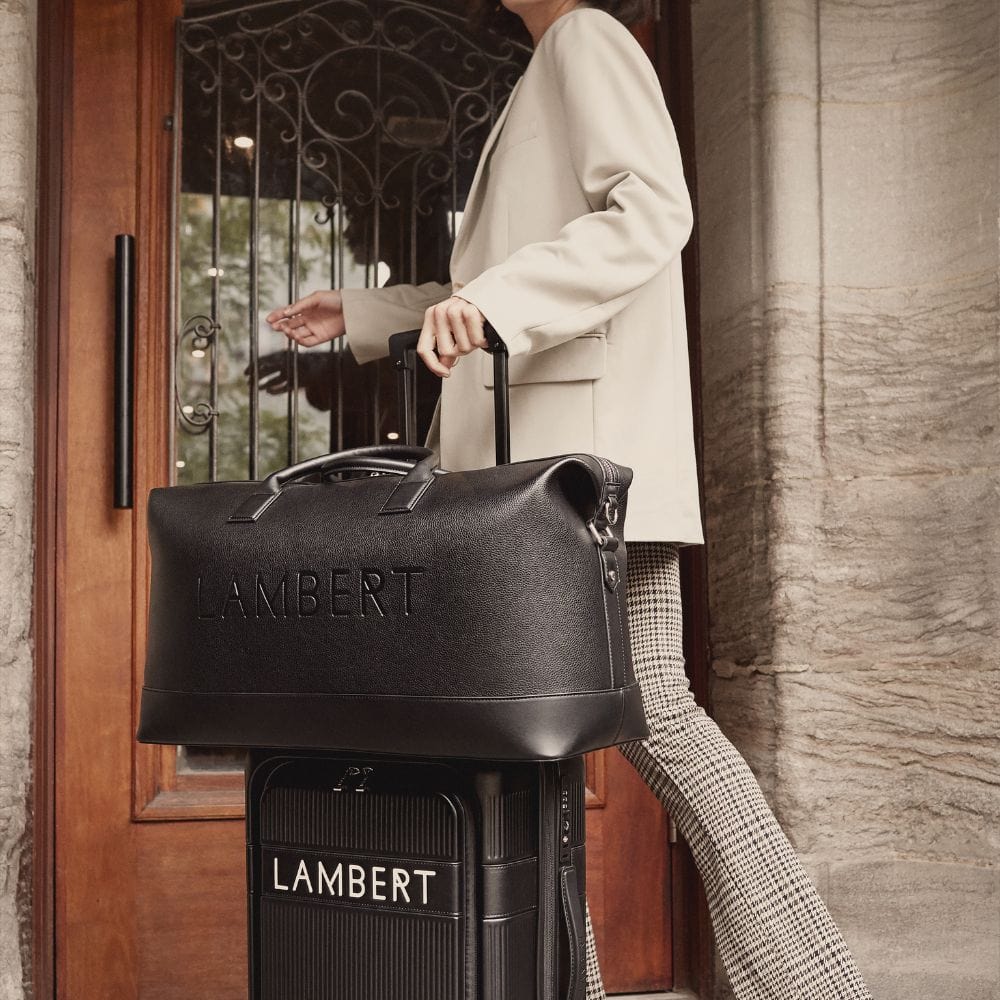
[247,749,588,1000]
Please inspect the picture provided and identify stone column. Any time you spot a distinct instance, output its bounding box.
[0,1,37,998]
[690,1,999,997]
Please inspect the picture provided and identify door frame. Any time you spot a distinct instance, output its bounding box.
[32,0,715,994]
[651,7,717,992]
[33,0,69,994]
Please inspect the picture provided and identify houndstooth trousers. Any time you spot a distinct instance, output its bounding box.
[583,542,874,1000]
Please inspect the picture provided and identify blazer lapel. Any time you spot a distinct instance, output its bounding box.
[451,76,523,266]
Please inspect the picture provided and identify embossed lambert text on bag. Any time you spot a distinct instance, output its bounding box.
[195,567,427,619]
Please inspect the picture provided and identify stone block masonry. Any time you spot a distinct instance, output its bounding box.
[0,1,38,998]
[690,1,999,997]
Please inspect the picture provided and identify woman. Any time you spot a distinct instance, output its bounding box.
[266,2,875,997]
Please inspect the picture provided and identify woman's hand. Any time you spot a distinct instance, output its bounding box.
[266,290,345,347]
[418,296,490,378]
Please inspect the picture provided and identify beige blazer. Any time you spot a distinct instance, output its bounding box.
[341,4,704,544]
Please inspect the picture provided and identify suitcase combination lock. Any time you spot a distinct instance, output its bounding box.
[560,786,573,865]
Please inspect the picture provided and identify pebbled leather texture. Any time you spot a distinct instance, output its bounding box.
[137,449,648,758]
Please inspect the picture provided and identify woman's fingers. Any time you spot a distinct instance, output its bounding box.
[266,299,301,327]
[455,297,489,348]
[266,290,323,331]
[446,300,473,355]
[416,296,493,378]
[292,331,319,347]
[284,290,320,315]
[432,305,460,372]
[264,304,287,325]
[416,313,450,378]
[282,321,313,345]
[470,312,489,349]
[266,290,346,347]
[278,314,305,333]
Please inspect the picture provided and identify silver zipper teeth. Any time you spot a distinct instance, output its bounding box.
[595,455,621,512]
[596,455,618,487]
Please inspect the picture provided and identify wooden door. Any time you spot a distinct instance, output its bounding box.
[46,0,685,995]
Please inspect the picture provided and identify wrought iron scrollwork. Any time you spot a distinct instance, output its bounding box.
[171,0,529,484]
[175,314,221,435]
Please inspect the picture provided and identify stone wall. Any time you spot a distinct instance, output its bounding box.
[0,0,37,997]
[690,1,999,997]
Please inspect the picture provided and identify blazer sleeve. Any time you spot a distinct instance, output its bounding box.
[451,11,693,358]
[341,280,453,364]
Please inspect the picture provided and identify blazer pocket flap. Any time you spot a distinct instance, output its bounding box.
[483,333,607,387]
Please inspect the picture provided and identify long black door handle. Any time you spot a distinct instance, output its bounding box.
[114,233,135,509]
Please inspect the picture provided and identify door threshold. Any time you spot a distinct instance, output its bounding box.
[614,993,697,999]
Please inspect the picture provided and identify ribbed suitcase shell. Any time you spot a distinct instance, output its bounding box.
[247,750,586,1000]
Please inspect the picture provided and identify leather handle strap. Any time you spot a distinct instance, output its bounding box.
[559,866,585,1000]
[317,458,419,477]
[228,446,438,523]
[261,445,434,492]
[230,447,630,525]
[380,452,440,514]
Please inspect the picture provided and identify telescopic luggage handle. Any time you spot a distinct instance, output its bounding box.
[388,322,511,465]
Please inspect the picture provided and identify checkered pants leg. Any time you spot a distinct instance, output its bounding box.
[584,542,874,1000]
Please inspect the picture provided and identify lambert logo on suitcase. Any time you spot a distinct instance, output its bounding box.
[264,848,456,912]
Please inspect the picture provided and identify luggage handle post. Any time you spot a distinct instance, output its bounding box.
[485,322,511,465]
[387,331,420,447]
[388,322,510,465]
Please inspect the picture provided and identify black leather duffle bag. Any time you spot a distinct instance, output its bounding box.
[136,329,648,760]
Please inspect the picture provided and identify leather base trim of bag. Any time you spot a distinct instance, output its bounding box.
[138,685,646,761]
[136,446,649,760]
